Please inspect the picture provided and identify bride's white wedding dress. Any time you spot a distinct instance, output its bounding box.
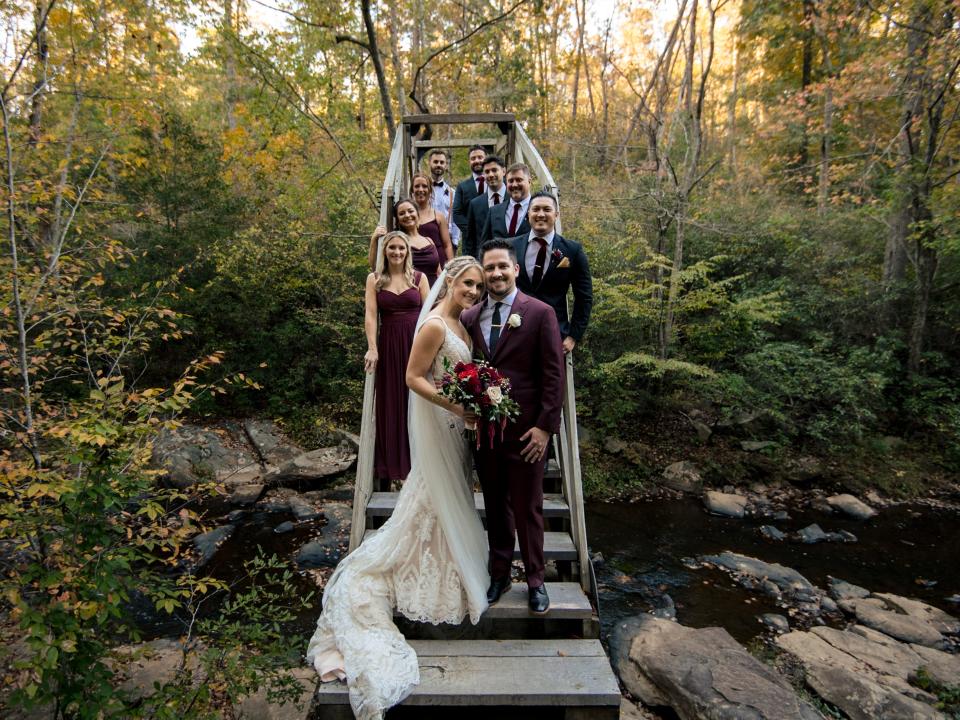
[306,315,490,720]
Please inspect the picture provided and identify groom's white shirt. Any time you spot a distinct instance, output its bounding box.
[479,286,519,349]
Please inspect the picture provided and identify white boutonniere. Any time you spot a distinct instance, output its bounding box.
[507,313,522,328]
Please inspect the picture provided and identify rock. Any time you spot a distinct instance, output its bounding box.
[784,455,823,484]
[797,523,829,544]
[294,502,351,569]
[333,427,361,451]
[229,483,264,507]
[703,552,816,601]
[703,491,748,518]
[777,630,943,719]
[820,596,839,614]
[651,594,676,620]
[843,598,945,647]
[604,437,629,454]
[759,525,786,541]
[829,576,871,601]
[864,490,885,506]
[873,593,960,635]
[832,529,858,543]
[264,447,356,486]
[113,639,205,701]
[295,539,342,569]
[691,420,712,443]
[590,551,604,565]
[771,510,790,521]
[610,616,667,706]
[741,440,777,452]
[153,425,256,489]
[910,643,960,687]
[760,613,790,633]
[192,525,235,568]
[320,501,352,538]
[619,697,658,720]
[716,410,770,436]
[243,419,304,465]
[660,461,703,493]
[235,667,317,720]
[273,521,295,534]
[626,616,819,718]
[826,493,877,520]
[287,494,321,521]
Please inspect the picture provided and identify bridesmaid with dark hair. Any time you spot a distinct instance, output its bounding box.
[411,171,454,269]
[364,230,430,487]
[368,198,441,286]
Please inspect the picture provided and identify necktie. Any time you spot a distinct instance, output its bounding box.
[508,203,521,235]
[531,238,547,286]
[488,301,503,354]
[477,176,485,194]
[492,192,500,205]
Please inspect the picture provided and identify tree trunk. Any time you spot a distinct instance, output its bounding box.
[798,0,815,170]
[386,1,407,118]
[361,0,396,139]
[28,0,49,146]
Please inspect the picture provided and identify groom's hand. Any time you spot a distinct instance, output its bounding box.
[520,427,550,463]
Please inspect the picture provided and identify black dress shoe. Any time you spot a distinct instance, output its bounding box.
[486,577,511,604]
[528,584,550,614]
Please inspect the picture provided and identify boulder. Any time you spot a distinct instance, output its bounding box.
[703,552,816,601]
[703,491,748,518]
[113,639,206,701]
[826,493,877,520]
[873,593,960,635]
[625,616,819,719]
[691,419,713,443]
[610,616,667,706]
[843,598,944,647]
[759,614,790,633]
[264,447,356,486]
[273,521,295,534]
[294,502,352,569]
[243,419,304,465]
[741,440,777,452]
[192,524,235,568]
[152,425,257,489]
[759,525,786,541]
[235,667,317,720]
[776,628,946,719]
[828,576,871,601]
[661,461,703,493]
[287,494,322,521]
[784,455,823,484]
[797,524,829,544]
[229,483,264,507]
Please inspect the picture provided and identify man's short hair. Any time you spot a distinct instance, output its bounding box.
[482,154,505,169]
[505,162,532,179]
[468,144,486,155]
[480,237,517,263]
[529,189,559,210]
[427,148,449,161]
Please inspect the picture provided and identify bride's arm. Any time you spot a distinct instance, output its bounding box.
[406,321,465,417]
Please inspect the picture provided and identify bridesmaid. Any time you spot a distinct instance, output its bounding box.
[364,231,430,488]
[411,171,454,269]
[368,198,441,286]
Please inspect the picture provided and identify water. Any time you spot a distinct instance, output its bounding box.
[587,498,960,643]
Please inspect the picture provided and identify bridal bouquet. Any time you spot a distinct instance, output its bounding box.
[439,358,520,448]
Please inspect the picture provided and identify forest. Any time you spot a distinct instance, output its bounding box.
[1,0,959,716]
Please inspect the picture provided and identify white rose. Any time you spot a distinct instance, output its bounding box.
[486,386,503,405]
[507,313,522,328]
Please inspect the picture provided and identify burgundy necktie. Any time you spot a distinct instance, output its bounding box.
[508,203,521,235]
[492,192,500,205]
[531,238,547,286]
[477,176,485,194]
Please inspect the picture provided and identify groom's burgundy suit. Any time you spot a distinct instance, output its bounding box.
[462,292,564,588]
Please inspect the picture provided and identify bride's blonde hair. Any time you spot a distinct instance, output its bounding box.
[435,256,483,303]
[374,231,416,291]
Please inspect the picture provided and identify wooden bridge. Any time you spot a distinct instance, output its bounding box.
[315,114,620,718]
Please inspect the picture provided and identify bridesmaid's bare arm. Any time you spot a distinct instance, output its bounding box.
[363,273,379,373]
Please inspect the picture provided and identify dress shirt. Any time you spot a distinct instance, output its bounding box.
[485,185,505,208]
[525,230,556,280]
[479,286,519,349]
[506,195,531,235]
[430,180,460,246]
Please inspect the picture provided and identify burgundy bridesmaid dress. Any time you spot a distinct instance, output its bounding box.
[374,272,423,483]
[419,218,447,270]
[411,242,440,287]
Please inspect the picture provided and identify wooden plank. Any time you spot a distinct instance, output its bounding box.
[545,458,561,478]
[361,530,577,560]
[402,112,515,125]
[413,137,501,149]
[314,640,620,707]
[366,492,569,519]
[560,356,591,594]
[348,373,377,552]
[396,582,592,621]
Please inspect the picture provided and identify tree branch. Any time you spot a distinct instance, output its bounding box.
[1,0,58,102]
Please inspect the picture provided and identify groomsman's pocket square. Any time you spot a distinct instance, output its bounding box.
[556,257,570,269]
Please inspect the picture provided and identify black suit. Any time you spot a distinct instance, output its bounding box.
[452,176,482,233]
[481,197,531,245]
[461,190,505,259]
[513,233,593,342]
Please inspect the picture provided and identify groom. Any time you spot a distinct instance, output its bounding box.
[462,238,565,614]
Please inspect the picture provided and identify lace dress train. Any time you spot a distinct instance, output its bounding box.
[306,323,489,720]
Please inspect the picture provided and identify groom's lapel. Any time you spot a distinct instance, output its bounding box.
[492,292,529,362]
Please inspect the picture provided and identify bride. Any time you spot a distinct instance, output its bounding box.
[306,256,490,719]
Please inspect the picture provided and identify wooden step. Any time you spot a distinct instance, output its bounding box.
[363,530,577,561]
[367,492,569,519]
[395,582,592,621]
[545,458,560,478]
[313,639,621,710]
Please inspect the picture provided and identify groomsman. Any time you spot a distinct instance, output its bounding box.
[513,191,593,354]
[461,155,507,259]
[480,162,532,244]
[451,145,487,238]
[426,148,460,250]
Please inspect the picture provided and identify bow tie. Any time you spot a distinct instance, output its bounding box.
[433,182,444,187]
